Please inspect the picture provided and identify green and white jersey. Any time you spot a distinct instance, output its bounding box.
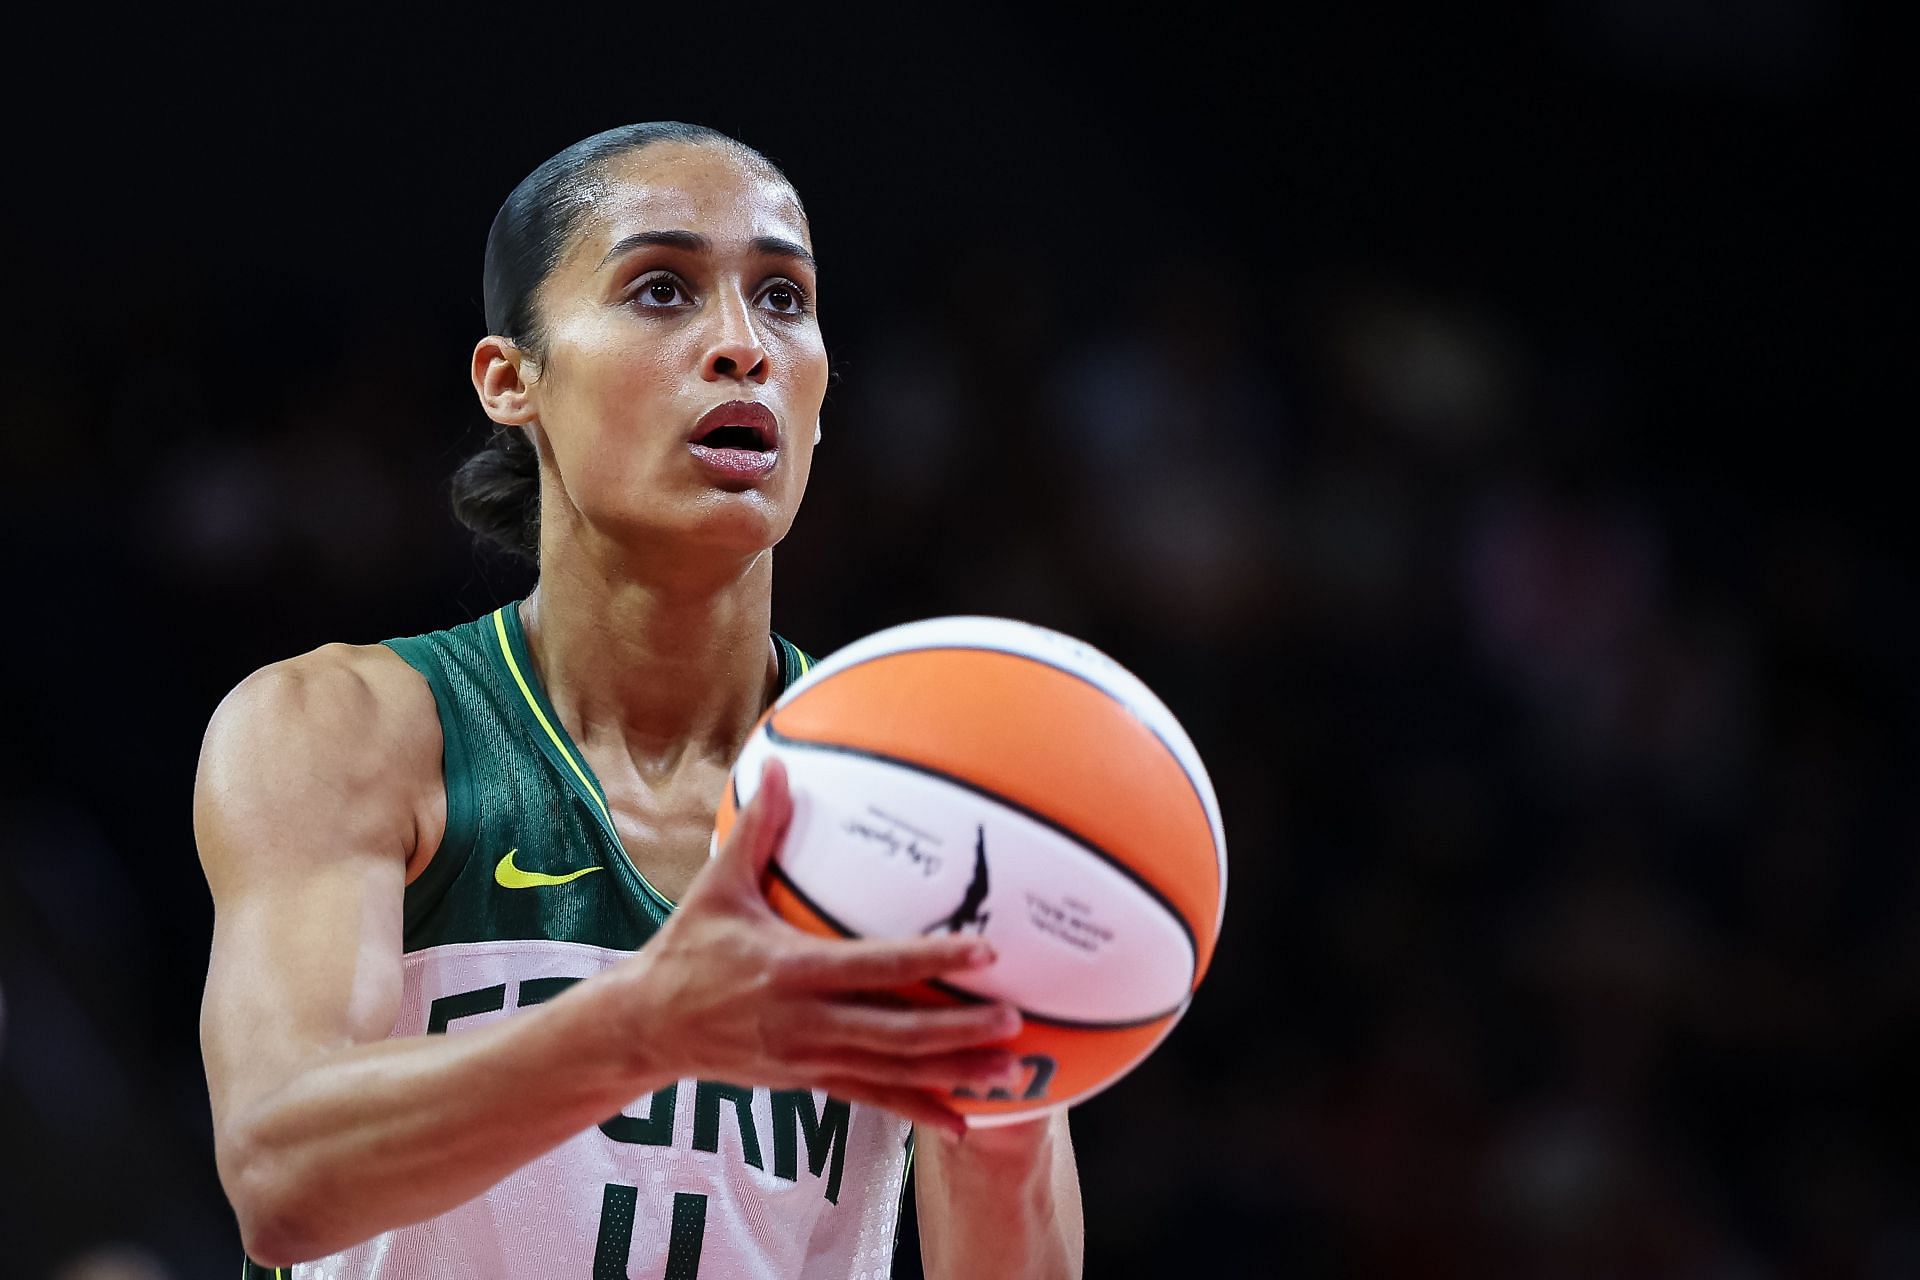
[244,604,911,1280]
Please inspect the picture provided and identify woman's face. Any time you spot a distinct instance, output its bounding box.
[512,141,827,563]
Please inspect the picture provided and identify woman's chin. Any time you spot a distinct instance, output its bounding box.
[590,498,796,564]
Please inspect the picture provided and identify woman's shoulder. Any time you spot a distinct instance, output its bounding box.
[195,643,447,874]
[199,643,443,807]
[213,642,437,742]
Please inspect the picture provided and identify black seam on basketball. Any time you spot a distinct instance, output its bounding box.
[765,861,1186,1031]
[766,861,857,937]
[778,642,1225,877]
[762,722,1201,988]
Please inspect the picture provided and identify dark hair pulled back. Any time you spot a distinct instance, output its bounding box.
[451,121,789,561]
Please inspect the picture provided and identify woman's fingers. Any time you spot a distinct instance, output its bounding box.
[761,1000,1024,1088]
[799,999,1023,1055]
[800,1047,1024,1093]
[778,932,998,991]
[816,1077,971,1139]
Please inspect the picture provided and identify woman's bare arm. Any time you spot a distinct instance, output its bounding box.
[197,645,1026,1266]
[914,1114,1084,1280]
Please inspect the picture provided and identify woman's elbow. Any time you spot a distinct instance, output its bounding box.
[219,1127,332,1267]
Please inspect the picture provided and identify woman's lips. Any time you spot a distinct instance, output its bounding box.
[686,399,780,486]
[687,440,779,484]
[689,400,779,449]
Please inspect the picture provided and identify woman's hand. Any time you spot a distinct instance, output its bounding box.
[609,758,1023,1135]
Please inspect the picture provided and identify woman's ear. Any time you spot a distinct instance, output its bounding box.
[472,335,540,427]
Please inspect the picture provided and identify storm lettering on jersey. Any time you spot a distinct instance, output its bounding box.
[431,977,850,1202]
[602,1080,850,1204]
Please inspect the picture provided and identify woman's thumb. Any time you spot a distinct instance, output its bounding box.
[715,756,793,888]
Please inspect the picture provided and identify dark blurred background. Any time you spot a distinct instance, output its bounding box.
[0,5,1904,1277]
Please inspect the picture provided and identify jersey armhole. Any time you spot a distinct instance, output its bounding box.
[383,636,479,935]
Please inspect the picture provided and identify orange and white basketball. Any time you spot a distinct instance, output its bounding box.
[716,616,1227,1126]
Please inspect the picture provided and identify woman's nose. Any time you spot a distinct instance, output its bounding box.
[701,291,768,383]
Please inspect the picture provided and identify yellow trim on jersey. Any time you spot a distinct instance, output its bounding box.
[492,608,616,832]
[491,606,676,914]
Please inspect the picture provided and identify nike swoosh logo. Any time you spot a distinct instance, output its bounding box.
[494,849,605,890]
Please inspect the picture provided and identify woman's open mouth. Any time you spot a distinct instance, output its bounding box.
[688,401,780,484]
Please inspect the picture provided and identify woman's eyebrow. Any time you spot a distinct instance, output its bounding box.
[750,236,816,272]
[598,230,815,272]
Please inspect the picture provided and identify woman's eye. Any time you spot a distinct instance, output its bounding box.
[759,282,807,315]
[633,275,689,307]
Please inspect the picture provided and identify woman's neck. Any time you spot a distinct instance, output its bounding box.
[519,533,780,781]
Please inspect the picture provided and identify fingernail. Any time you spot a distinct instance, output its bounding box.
[966,943,996,967]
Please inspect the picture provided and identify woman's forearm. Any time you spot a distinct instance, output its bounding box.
[224,974,664,1266]
[914,1113,1084,1280]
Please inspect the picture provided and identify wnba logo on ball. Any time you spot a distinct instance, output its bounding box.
[923,827,992,937]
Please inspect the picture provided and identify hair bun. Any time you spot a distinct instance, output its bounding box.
[450,428,540,562]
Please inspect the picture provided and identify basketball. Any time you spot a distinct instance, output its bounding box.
[714,616,1227,1126]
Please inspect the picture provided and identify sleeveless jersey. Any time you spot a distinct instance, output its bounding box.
[243,604,913,1280]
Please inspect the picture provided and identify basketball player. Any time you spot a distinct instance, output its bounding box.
[194,123,1084,1278]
